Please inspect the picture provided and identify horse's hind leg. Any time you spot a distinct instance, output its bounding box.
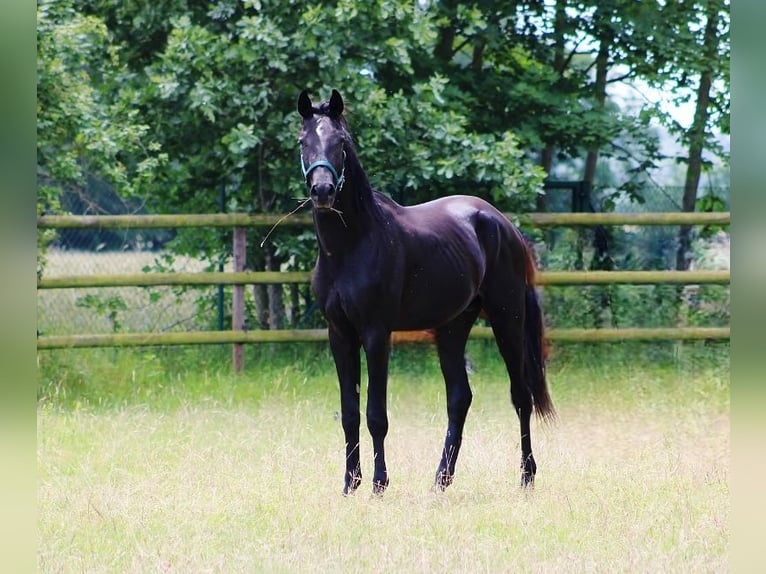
[484,288,537,487]
[433,302,481,491]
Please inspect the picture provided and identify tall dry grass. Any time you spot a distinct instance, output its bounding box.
[37,345,729,572]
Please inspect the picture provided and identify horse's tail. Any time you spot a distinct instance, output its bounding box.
[522,243,555,421]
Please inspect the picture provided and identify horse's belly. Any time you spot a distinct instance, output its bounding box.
[393,276,478,331]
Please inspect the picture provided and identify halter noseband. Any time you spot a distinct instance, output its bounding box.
[301,150,346,190]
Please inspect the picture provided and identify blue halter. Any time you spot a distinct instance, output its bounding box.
[301,150,346,190]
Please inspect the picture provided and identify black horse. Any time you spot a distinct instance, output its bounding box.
[297,89,554,495]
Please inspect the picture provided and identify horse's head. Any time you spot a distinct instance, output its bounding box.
[297,89,347,210]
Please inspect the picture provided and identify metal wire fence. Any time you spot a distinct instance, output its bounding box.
[37,248,214,336]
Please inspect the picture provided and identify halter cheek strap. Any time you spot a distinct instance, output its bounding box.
[301,150,346,189]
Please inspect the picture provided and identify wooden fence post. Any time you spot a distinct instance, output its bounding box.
[232,227,246,373]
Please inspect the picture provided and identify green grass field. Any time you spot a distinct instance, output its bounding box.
[37,343,729,572]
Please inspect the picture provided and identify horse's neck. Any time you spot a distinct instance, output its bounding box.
[313,165,380,260]
[314,189,366,257]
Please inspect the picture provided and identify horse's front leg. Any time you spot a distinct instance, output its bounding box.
[329,327,362,495]
[363,330,392,494]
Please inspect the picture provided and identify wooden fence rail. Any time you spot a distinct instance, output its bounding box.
[36,211,730,352]
[38,211,730,229]
[37,327,730,350]
[37,270,731,289]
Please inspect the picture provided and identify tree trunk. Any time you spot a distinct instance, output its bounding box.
[433,0,459,62]
[252,141,286,330]
[583,32,610,186]
[252,284,268,329]
[265,245,285,330]
[267,284,285,330]
[287,284,300,327]
[537,147,552,213]
[577,39,608,278]
[675,0,718,273]
[539,0,567,187]
[582,23,612,326]
[247,230,269,329]
[471,40,485,72]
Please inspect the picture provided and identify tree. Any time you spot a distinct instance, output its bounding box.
[36,0,166,273]
[47,1,546,328]
[659,0,730,272]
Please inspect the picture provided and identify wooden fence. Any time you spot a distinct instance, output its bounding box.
[37,211,730,356]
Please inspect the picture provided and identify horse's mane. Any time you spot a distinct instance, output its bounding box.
[312,101,334,117]
[313,102,390,222]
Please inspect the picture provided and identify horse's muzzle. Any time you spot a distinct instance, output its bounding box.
[310,182,336,209]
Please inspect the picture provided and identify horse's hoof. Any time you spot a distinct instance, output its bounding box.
[372,477,389,496]
[343,473,362,496]
[520,454,537,488]
[520,471,535,489]
[434,469,454,491]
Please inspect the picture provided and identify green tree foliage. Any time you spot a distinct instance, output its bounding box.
[36,0,167,273]
[37,0,167,207]
[92,1,545,216]
[38,0,731,222]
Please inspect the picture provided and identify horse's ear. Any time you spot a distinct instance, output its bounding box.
[298,90,313,118]
[329,89,344,118]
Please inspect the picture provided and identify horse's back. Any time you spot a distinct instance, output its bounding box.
[391,194,524,265]
[391,195,512,233]
[374,194,527,329]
